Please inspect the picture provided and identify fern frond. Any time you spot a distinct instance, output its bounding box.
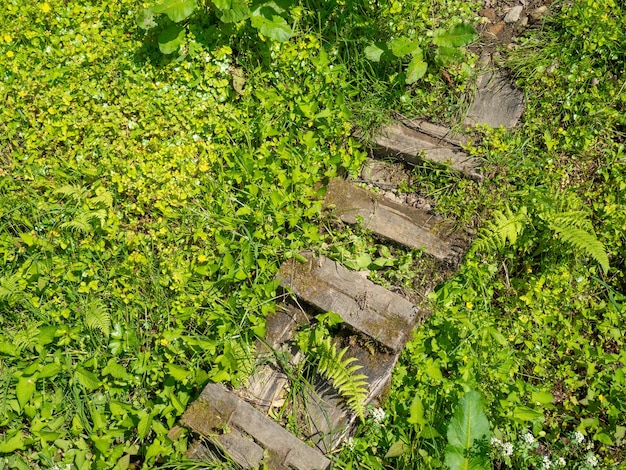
[472,205,527,253]
[548,211,593,232]
[0,274,21,302]
[551,224,610,273]
[54,184,88,202]
[89,190,113,209]
[13,321,42,352]
[84,298,111,337]
[315,337,369,420]
[61,210,106,233]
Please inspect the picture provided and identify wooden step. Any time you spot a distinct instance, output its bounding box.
[277,251,417,353]
[370,121,482,180]
[181,382,331,470]
[324,178,467,264]
[463,67,525,129]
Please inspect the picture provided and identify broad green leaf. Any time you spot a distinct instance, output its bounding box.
[0,341,16,356]
[158,25,185,54]
[37,325,57,346]
[75,365,100,391]
[0,432,25,453]
[137,411,153,439]
[385,439,409,458]
[512,406,543,422]
[39,363,61,379]
[365,44,385,62]
[136,8,157,29]
[420,426,442,438]
[103,359,132,381]
[152,0,197,22]
[531,391,554,405]
[406,55,427,84]
[408,395,427,426]
[167,364,191,382]
[447,391,490,447]
[436,46,464,66]
[433,24,477,48]
[213,0,250,22]
[389,37,420,58]
[445,446,490,470]
[425,359,443,381]
[16,376,37,409]
[251,6,293,42]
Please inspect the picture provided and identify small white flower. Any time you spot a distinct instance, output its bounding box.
[573,431,585,444]
[502,442,513,457]
[491,437,502,447]
[371,407,386,423]
[522,432,535,445]
[542,455,552,469]
[557,457,566,467]
[192,134,200,142]
[345,437,356,451]
[585,453,598,467]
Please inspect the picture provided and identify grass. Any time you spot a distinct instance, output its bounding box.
[0,0,625,469]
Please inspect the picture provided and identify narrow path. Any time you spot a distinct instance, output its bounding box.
[177,35,527,470]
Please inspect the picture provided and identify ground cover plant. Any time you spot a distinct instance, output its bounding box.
[0,0,625,469]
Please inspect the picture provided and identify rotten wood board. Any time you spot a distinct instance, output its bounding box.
[324,178,467,264]
[463,69,525,129]
[238,303,308,412]
[371,121,482,180]
[182,382,331,470]
[401,118,468,147]
[277,251,417,353]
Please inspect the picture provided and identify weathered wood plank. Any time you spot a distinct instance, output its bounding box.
[324,178,465,263]
[463,69,525,129]
[401,118,468,147]
[278,251,417,352]
[182,382,331,470]
[371,121,482,180]
[240,304,308,411]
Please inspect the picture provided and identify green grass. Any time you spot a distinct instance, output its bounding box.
[1,0,625,469]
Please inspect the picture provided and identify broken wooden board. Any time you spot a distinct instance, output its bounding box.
[463,69,525,129]
[401,118,468,147]
[359,158,412,190]
[371,121,482,180]
[277,251,417,353]
[238,303,308,412]
[182,382,331,470]
[324,178,467,264]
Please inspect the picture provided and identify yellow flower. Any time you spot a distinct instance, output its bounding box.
[465,301,474,310]
[3,34,11,43]
[6,51,14,58]
[41,2,51,13]
[197,254,207,263]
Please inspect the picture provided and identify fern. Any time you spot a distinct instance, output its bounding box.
[61,210,106,234]
[315,337,369,421]
[472,205,527,253]
[84,298,111,337]
[0,274,21,303]
[89,190,113,209]
[550,224,610,273]
[54,184,88,202]
[13,321,42,353]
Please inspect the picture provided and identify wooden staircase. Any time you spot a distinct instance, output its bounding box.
[175,58,524,469]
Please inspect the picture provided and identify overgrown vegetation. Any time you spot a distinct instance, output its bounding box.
[0,0,624,468]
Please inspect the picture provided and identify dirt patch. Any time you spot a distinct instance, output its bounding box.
[474,0,554,53]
